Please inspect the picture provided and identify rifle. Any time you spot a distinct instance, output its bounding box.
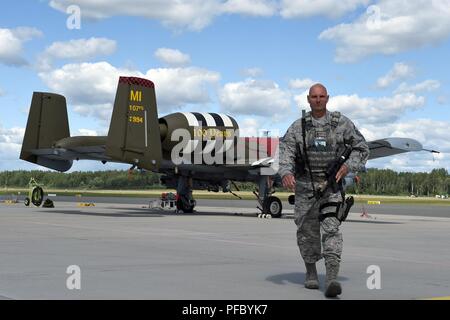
[321,144,353,195]
[315,144,354,222]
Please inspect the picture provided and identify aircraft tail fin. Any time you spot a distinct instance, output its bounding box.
[106,76,162,170]
[20,92,72,171]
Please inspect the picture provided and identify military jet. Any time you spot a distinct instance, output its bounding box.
[20,76,438,217]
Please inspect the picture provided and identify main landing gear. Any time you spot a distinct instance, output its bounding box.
[254,176,282,218]
[175,176,196,213]
[173,175,282,218]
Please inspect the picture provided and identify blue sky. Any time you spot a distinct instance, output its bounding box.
[0,0,449,173]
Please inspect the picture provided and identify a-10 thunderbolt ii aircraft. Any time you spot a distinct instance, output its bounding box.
[20,76,438,217]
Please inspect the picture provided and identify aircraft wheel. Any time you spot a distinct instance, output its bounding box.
[288,195,295,205]
[31,186,44,207]
[176,198,195,213]
[263,196,282,218]
[24,197,30,206]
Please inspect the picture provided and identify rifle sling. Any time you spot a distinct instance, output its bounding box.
[301,116,318,200]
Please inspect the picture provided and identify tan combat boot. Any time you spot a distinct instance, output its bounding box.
[324,261,342,297]
[304,262,319,289]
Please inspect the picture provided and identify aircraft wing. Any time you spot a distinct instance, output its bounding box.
[368,137,438,160]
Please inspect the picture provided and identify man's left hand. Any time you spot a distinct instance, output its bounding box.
[335,164,349,183]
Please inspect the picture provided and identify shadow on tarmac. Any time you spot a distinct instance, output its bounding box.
[266,272,349,299]
[346,219,403,225]
[266,272,349,286]
[37,206,404,224]
[38,209,166,218]
[37,207,259,219]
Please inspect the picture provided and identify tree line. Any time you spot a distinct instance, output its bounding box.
[346,168,449,196]
[0,168,448,196]
[0,170,162,190]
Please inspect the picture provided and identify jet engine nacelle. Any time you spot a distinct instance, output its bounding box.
[158,112,239,153]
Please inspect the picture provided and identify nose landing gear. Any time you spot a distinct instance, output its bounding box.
[255,176,282,218]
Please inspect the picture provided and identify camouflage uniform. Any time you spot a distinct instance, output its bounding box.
[279,110,369,265]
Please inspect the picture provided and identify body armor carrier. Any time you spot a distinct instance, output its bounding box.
[302,111,342,181]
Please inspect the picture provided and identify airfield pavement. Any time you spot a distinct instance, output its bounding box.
[0,197,449,300]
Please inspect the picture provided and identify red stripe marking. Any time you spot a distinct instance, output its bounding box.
[119,76,154,88]
[241,137,279,157]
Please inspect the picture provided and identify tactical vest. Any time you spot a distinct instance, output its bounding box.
[302,111,342,180]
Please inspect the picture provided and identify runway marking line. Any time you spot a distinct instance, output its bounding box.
[3,200,18,204]
[77,203,95,207]
[422,296,450,300]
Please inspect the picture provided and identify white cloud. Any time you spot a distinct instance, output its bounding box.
[48,0,370,32]
[235,117,281,138]
[37,37,117,71]
[280,0,370,19]
[0,27,42,66]
[219,78,292,119]
[0,87,5,97]
[222,0,277,16]
[145,67,220,109]
[241,67,264,78]
[77,129,99,136]
[331,93,425,124]
[368,152,449,173]
[376,62,414,89]
[288,78,316,90]
[319,0,450,62]
[49,0,278,31]
[0,142,22,162]
[38,62,220,119]
[239,118,260,137]
[45,37,116,60]
[38,62,136,106]
[154,48,191,67]
[0,126,25,144]
[73,104,114,122]
[49,0,223,31]
[294,90,426,124]
[394,80,441,94]
[437,95,448,105]
[0,125,25,161]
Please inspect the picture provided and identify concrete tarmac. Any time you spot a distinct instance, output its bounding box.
[1,199,450,300]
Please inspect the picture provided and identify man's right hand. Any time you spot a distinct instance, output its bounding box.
[282,174,296,192]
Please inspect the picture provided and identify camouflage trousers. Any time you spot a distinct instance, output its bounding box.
[294,186,343,264]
